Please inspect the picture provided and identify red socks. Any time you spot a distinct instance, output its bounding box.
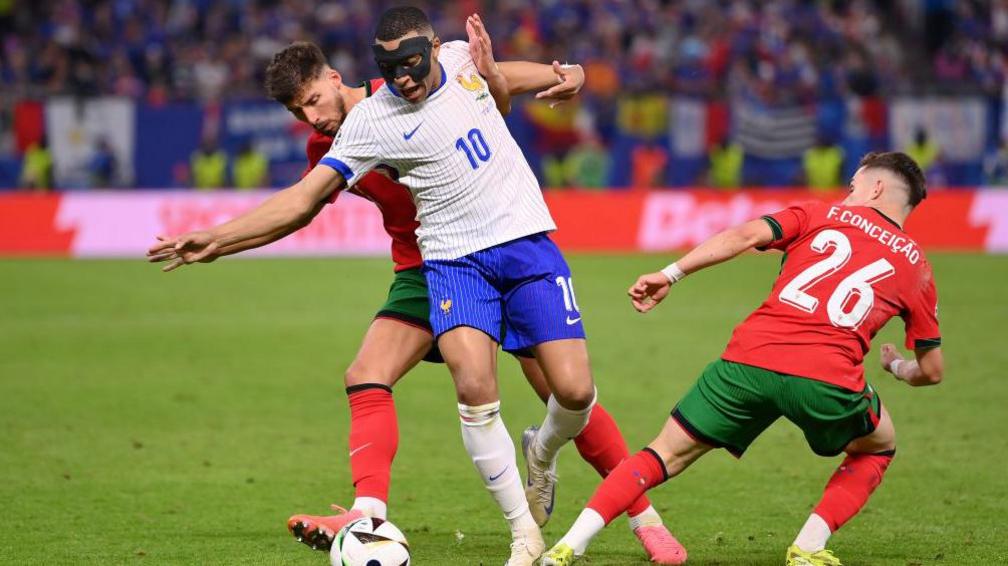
[346,384,398,502]
[813,450,895,531]
[586,448,669,524]
[574,404,654,517]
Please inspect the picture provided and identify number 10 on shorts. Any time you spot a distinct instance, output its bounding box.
[556,276,580,317]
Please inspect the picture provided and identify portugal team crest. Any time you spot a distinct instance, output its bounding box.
[440,298,452,315]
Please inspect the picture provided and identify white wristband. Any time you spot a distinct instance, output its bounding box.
[889,358,904,378]
[661,262,686,283]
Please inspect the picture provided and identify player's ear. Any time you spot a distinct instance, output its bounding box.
[872,178,884,200]
[328,69,343,88]
[432,35,441,56]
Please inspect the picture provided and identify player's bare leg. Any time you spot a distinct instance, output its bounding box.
[788,406,896,566]
[543,416,709,564]
[517,356,686,564]
[519,339,595,527]
[288,318,431,552]
[439,326,542,566]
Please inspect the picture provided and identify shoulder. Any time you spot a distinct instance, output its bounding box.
[912,251,935,280]
[438,40,472,73]
[361,84,402,112]
[764,200,827,229]
[340,98,386,136]
[795,200,833,217]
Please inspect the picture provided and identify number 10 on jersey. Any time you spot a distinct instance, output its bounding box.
[456,128,492,169]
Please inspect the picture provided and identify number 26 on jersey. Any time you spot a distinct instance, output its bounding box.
[778,229,895,329]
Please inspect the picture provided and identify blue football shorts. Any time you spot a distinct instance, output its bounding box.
[422,232,587,353]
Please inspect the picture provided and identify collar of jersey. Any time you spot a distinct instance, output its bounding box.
[870,207,904,232]
[386,63,447,100]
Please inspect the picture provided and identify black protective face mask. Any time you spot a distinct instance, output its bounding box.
[372,36,433,87]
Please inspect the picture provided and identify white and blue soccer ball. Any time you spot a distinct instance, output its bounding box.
[330,517,411,566]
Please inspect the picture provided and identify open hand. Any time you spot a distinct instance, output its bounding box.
[628,272,672,313]
[535,61,585,108]
[146,231,219,272]
[466,14,500,80]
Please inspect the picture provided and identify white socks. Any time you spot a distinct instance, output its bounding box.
[533,391,596,464]
[459,401,538,534]
[627,505,662,531]
[793,513,832,552]
[351,497,387,520]
[558,508,606,555]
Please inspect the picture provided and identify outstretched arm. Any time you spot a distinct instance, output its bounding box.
[628,219,776,313]
[147,166,344,271]
[498,61,584,106]
[467,13,585,115]
[149,199,328,264]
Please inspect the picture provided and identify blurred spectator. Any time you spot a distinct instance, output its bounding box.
[191,139,227,190]
[708,140,744,190]
[89,138,117,188]
[983,138,1008,186]
[905,128,941,174]
[0,1,930,106]
[563,136,610,189]
[2,0,1007,189]
[541,155,566,189]
[630,140,667,188]
[233,141,269,190]
[19,138,53,191]
[803,137,845,191]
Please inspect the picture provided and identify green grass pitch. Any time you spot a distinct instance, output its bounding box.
[2,253,1006,565]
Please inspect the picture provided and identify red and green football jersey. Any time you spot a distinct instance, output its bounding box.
[722,201,941,392]
[303,78,423,272]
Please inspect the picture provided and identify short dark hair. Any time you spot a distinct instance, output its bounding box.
[375,6,433,41]
[859,151,928,207]
[264,42,328,105]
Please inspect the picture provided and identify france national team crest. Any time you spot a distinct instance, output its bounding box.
[456,73,490,102]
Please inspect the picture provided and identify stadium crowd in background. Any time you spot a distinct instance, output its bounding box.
[2,0,1008,189]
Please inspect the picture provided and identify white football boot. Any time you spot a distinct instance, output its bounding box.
[504,525,545,566]
[521,425,558,527]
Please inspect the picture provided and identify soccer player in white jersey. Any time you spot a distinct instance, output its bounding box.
[146,7,688,565]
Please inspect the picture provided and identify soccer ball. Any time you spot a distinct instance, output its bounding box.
[330,517,411,566]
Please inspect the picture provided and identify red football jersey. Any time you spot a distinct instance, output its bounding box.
[302,78,423,272]
[722,201,941,391]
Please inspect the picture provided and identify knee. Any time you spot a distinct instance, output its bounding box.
[661,453,693,478]
[451,369,498,406]
[455,379,498,406]
[551,381,596,410]
[344,359,397,389]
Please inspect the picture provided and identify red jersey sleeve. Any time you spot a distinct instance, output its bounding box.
[901,263,942,350]
[303,132,341,204]
[758,204,810,251]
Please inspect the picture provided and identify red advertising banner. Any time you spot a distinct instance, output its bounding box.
[2,189,1007,257]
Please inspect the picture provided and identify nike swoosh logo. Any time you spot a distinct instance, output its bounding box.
[348,443,372,457]
[566,316,582,325]
[488,466,508,482]
[403,122,423,140]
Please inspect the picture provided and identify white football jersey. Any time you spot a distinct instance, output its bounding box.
[321,40,556,260]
